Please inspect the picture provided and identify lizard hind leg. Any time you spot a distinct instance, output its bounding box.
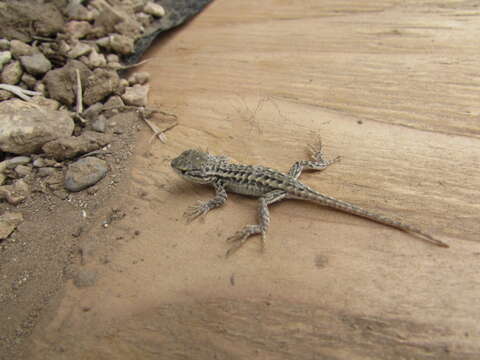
[288,137,341,179]
[225,190,286,257]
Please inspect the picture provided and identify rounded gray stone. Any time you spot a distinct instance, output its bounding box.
[64,157,108,192]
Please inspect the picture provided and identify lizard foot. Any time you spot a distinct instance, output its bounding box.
[183,201,211,223]
[225,225,266,257]
[308,138,341,165]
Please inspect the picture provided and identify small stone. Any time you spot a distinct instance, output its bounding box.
[143,2,165,17]
[65,21,93,40]
[42,131,111,160]
[15,165,32,177]
[109,34,134,55]
[20,53,52,76]
[0,51,12,69]
[21,73,37,88]
[0,179,29,205]
[96,36,111,49]
[30,96,60,111]
[1,61,23,85]
[32,158,45,167]
[83,68,120,105]
[10,40,37,58]
[5,156,31,168]
[37,167,56,177]
[65,2,94,21]
[0,90,13,101]
[91,115,106,133]
[82,102,103,121]
[67,42,93,58]
[128,71,150,85]
[64,157,108,192]
[0,39,10,51]
[88,49,107,68]
[136,12,152,27]
[103,95,124,109]
[106,53,119,63]
[0,212,23,240]
[121,84,149,106]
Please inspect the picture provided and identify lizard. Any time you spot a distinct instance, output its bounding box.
[170,139,449,256]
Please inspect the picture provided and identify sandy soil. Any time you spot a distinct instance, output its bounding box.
[2,1,480,359]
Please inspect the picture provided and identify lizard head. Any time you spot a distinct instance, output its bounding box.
[171,149,214,184]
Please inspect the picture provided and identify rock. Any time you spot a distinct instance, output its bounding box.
[106,53,119,63]
[72,267,97,288]
[5,156,31,169]
[34,82,46,96]
[144,2,165,17]
[0,212,23,240]
[128,71,150,85]
[121,84,149,106]
[37,167,56,177]
[0,39,9,51]
[91,115,107,133]
[20,53,52,76]
[9,40,37,58]
[0,90,12,101]
[83,68,120,105]
[43,60,92,106]
[65,21,93,39]
[21,73,37,88]
[109,34,134,55]
[1,61,23,85]
[104,95,124,109]
[32,158,46,167]
[67,42,93,59]
[96,36,111,49]
[82,102,104,121]
[42,131,111,160]
[0,179,29,205]
[0,51,12,69]
[88,49,107,68]
[136,12,152,27]
[64,157,108,192]
[65,2,95,21]
[15,165,32,177]
[31,96,60,111]
[0,99,74,154]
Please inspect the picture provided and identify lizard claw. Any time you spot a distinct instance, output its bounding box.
[183,201,210,223]
[225,225,265,257]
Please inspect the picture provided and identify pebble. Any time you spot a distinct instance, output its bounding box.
[82,102,103,121]
[128,71,150,85]
[121,84,149,106]
[5,156,31,169]
[83,68,120,105]
[0,51,12,69]
[0,39,10,51]
[0,212,23,240]
[10,40,37,58]
[65,20,93,39]
[1,60,23,85]
[136,12,152,27]
[32,158,46,167]
[64,157,108,192]
[109,34,134,55]
[37,167,56,177]
[21,73,37,88]
[88,49,107,68]
[67,42,93,58]
[20,53,52,76]
[15,165,32,177]
[65,2,94,21]
[91,115,107,133]
[143,2,165,17]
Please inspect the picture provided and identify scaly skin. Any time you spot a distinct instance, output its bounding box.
[171,140,448,256]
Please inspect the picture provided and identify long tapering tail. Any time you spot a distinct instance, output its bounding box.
[294,188,448,248]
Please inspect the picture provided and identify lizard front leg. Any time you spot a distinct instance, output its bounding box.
[184,181,227,222]
[288,138,340,179]
[226,190,286,257]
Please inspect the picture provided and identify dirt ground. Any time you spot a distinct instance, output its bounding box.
[2,0,480,359]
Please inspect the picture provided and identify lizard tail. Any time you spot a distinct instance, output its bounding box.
[296,189,449,248]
